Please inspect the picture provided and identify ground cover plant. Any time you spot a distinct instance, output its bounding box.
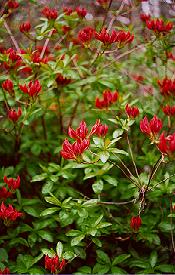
[1,0,175,274]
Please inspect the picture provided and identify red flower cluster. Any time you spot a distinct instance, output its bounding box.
[130,216,142,231]
[95,90,119,109]
[95,28,134,45]
[7,0,19,9]
[140,116,162,138]
[162,105,175,116]
[140,13,150,22]
[45,255,66,274]
[41,6,58,20]
[0,187,11,200]
[125,104,139,118]
[78,27,95,44]
[0,267,10,275]
[2,79,14,93]
[158,78,175,96]
[132,74,144,83]
[19,80,42,97]
[8,107,22,123]
[61,120,108,160]
[75,7,87,18]
[158,132,175,155]
[0,202,22,222]
[96,0,109,7]
[4,176,20,192]
[56,74,71,86]
[146,18,173,34]
[63,7,73,15]
[19,21,31,33]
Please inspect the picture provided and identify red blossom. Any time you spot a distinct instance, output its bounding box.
[19,21,31,33]
[60,139,90,160]
[125,104,139,118]
[95,90,119,109]
[78,27,95,44]
[63,7,73,15]
[45,255,66,274]
[56,74,71,86]
[8,0,19,9]
[130,216,142,231]
[4,176,20,192]
[96,0,109,7]
[75,7,87,18]
[158,78,175,96]
[41,6,58,20]
[95,28,134,45]
[140,115,162,137]
[162,105,175,116]
[62,25,71,34]
[0,187,11,200]
[140,13,150,22]
[0,202,22,222]
[132,74,144,83]
[146,18,173,33]
[19,80,42,97]
[0,267,10,275]
[94,123,108,137]
[2,79,14,93]
[158,132,175,155]
[8,107,22,123]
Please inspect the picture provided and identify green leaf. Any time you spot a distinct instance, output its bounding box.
[32,174,47,182]
[77,266,91,274]
[41,248,55,257]
[93,263,110,274]
[38,230,53,242]
[149,251,157,268]
[71,234,85,246]
[56,242,63,258]
[94,214,104,226]
[156,264,175,273]
[112,254,131,266]
[96,250,110,264]
[98,151,110,163]
[23,206,40,217]
[103,175,118,186]
[66,230,82,237]
[92,237,102,247]
[92,180,103,194]
[113,129,124,138]
[40,207,59,216]
[45,196,61,206]
[42,182,53,194]
[0,248,8,262]
[111,266,127,274]
[63,251,75,260]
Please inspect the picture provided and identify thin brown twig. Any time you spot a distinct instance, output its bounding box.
[4,19,20,51]
[40,30,53,59]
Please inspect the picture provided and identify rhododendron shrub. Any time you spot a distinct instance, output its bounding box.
[0,0,175,274]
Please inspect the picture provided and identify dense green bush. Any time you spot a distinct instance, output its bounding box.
[0,0,175,274]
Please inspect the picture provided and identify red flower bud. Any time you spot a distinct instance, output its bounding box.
[56,74,71,86]
[75,6,87,18]
[162,105,175,116]
[130,216,142,231]
[4,175,20,192]
[146,18,173,34]
[61,139,90,160]
[63,7,73,15]
[19,21,31,33]
[95,28,134,45]
[2,79,14,93]
[78,27,95,44]
[19,80,41,97]
[125,104,139,118]
[140,13,150,22]
[0,187,11,200]
[0,202,22,222]
[140,115,162,137]
[0,267,10,274]
[41,6,58,20]
[95,90,119,109]
[8,107,22,123]
[8,0,19,9]
[158,132,175,155]
[158,78,175,96]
